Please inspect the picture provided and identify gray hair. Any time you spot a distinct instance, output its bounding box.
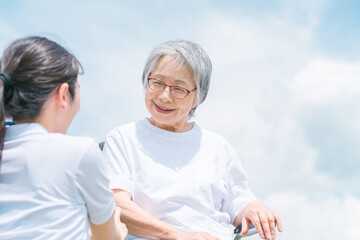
[142,40,212,118]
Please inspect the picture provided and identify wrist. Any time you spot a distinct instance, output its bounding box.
[234,201,263,226]
[160,227,183,240]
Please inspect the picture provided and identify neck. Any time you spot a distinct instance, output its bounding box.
[19,97,67,134]
[148,117,193,133]
[12,117,54,132]
[34,109,68,134]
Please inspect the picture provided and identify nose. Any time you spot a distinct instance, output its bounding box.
[158,86,173,102]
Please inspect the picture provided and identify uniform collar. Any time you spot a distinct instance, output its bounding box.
[5,123,48,141]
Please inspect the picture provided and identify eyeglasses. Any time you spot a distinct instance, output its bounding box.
[147,78,196,99]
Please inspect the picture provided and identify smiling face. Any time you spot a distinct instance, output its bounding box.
[145,55,197,132]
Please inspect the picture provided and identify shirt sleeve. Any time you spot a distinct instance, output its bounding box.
[102,129,132,194]
[222,146,257,224]
[75,142,115,225]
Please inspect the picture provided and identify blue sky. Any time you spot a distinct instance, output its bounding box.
[1,1,360,239]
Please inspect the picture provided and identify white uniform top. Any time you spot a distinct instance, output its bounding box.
[103,118,257,240]
[0,123,115,240]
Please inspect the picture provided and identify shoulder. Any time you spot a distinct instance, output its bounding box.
[198,124,231,144]
[107,121,138,137]
[44,133,97,157]
[106,119,150,141]
[196,124,238,156]
[49,133,94,147]
[18,133,102,174]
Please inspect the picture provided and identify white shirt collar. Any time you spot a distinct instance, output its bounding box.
[5,123,48,141]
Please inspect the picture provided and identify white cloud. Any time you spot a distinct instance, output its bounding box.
[278,0,329,26]
[288,58,360,105]
[264,191,360,240]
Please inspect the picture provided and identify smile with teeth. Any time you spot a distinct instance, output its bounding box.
[155,103,174,112]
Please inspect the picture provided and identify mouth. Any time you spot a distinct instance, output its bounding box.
[155,103,174,114]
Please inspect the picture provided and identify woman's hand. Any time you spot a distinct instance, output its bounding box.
[235,201,282,240]
[114,207,128,240]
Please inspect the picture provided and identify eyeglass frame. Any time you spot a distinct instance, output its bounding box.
[147,77,197,99]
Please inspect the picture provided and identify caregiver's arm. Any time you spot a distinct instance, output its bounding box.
[113,189,219,240]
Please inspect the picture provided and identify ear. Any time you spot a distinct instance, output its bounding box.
[191,95,197,109]
[56,83,70,110]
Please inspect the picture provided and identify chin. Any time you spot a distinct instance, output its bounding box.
[152,116,170,125]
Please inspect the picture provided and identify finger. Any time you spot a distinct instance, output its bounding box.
[88,228,93,240]
[240,217,250,236]
[250,212,266,239]
[114,206,121,220]
[120,223,128,237]
[274,212,283,232]
[248,216,264,239]
[120,222,127,231]
[258,212,272,240]
[269,215,276,239]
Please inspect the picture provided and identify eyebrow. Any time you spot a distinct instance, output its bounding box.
[151,74,190,86]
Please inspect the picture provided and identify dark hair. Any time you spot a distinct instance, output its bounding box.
[0,36,82,164]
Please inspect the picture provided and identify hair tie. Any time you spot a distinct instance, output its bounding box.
[0,73,11,90]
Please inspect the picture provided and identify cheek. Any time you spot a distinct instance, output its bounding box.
[183,96,197,110]
[76,100,80,113]
[189,98,196,109]
[145,89,159,102]
[75,95,80,112]
[145,90,154,108]
[192,94,197,108]
[78,95,81,107]
[175,101,193,115]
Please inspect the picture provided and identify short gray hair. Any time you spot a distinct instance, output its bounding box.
[142,40,212,118]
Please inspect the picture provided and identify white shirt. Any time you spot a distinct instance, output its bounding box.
[0,123,115,240]
[103,119,256,240]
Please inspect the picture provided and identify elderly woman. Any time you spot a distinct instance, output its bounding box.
[103,40,282,240]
